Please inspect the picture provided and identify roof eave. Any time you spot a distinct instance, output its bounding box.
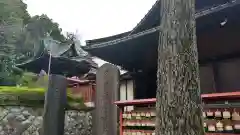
[83,0,240,51]
[85,31,131,46]
[128,0,160,35]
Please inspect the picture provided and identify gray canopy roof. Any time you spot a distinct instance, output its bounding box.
[17,37,97,76]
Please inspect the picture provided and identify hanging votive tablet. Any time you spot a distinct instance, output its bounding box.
[204,122,208,132]
[146,112,151,118]
[136,130,141,135]
[150,111,156,117]
[136,112,141,120]
[224,123,233,133]
[207,110,214,119]
[215,109,222,120]
[203,111,206,118]
[132,131,137,135]
[127,112,132,119]
[232,109,240,121]
[132,112,137,117]
[123,113,127,119]
[208,124,216,132]
[141,111,146,117]
[223,109,231,119]
[216,121,223,133]
[234,124,240,133]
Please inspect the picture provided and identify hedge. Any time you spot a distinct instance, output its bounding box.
[0,86,87,110]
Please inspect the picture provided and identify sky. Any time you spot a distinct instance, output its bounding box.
[23,0,156,41]
[23,0,157,66]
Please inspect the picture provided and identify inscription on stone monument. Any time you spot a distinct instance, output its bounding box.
[93,64,120,135]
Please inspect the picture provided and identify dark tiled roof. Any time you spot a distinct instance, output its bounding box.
[83,0,240,50]
[17,37,97,76]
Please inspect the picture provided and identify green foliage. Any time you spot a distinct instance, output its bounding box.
[0,71,87,109]
[16,71,49,88]
[17,14,67,59]
[17,72,38,87]
[17,72,50,89]
[0,56,21,85]
[0,0,89,109]
[16,72,85,104]
[0,86,86,109]
[0,0,28,84]
[0,0,28,55]
[0,0,69,85]
[0,0,30,24]
[26,14,66,41]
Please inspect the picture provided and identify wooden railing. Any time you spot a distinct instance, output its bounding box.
[115,92,240,135]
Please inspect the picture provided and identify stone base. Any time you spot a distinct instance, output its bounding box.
[0,106,92,135]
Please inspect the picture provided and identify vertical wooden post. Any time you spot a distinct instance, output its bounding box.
[43,75,67,135]
[93,63,120,135]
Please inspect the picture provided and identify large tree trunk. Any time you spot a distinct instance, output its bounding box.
[155,0,204,135]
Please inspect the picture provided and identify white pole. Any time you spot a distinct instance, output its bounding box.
[44,38,52,114]
[47,34,52,77]
[47,51,52,77]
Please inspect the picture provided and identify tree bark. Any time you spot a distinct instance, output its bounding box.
[155,0,204,135]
